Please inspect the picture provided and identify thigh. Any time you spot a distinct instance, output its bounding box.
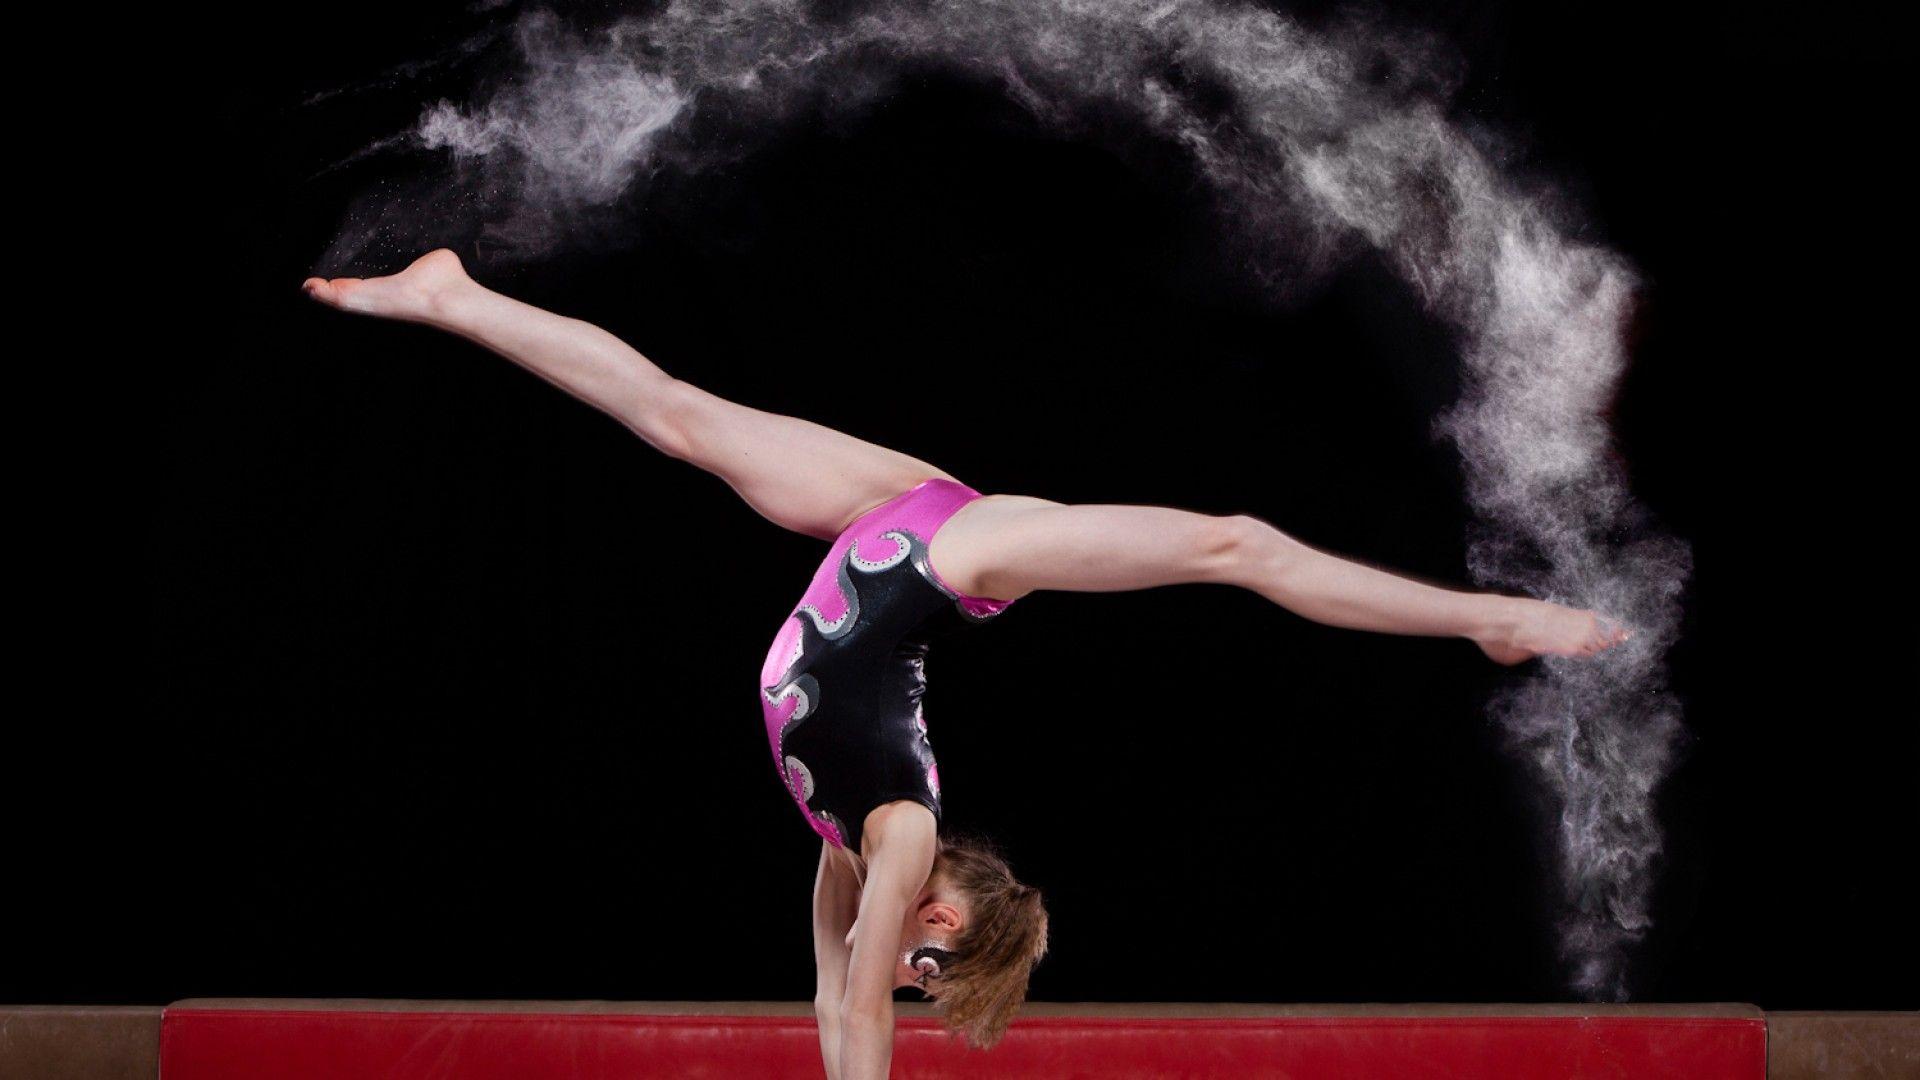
[672,384,957,540]
[930,497,1237,601]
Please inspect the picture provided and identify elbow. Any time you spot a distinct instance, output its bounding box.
[836,999,891,1035]
[815,978,858,1023]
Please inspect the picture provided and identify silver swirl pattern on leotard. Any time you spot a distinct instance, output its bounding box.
[848,530,914,573]
[783,755,815,801]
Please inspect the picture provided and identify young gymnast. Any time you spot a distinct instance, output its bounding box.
[303,250,1631,1079]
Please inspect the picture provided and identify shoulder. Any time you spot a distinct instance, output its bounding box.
[859,801,938,889]
[861,799,938,849]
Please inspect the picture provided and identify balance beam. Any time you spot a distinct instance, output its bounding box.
[171,1000,1780,1078]
[6,1000,1915,1078]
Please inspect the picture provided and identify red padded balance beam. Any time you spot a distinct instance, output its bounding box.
[160,1000,1767,1079]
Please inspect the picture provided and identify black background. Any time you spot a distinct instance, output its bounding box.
[22,1,1913,1009]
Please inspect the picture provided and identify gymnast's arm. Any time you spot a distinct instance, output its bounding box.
[812,843,860,1080]
[836,805,939,1080]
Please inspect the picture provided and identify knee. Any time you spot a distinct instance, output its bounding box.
[1198,514,1297,582]
[1196,514,1262,576]
[632,379,703,461]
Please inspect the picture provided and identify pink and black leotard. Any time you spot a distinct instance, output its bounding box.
[759,479,1014,850]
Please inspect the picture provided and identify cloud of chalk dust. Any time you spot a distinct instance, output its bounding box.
[317,0,1692,1000]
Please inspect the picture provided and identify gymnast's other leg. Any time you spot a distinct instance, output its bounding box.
[930,498,1630,663]
[303,250,951,539]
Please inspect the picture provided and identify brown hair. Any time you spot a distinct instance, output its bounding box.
[928,834,1049,1048]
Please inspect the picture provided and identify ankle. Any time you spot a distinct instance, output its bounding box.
[1467,594,1522,643]
[417,276,483,328]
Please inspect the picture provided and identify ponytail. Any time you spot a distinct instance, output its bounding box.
[927,835,1049,1048]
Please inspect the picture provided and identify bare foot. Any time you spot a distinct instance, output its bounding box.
[1473,596,1633,665]
[301,248,473,322]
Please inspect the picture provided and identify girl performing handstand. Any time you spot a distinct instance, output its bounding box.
[303,250,1630,1079]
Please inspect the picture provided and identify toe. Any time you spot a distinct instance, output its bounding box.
[303,276,366,310]
[302,277,339,306]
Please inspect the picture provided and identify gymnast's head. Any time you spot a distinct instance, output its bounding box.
[897,834,1049,1048]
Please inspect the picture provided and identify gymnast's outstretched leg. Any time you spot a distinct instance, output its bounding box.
[303,249,950,540]
[305,250,1626,662]
[929,498,1629,662]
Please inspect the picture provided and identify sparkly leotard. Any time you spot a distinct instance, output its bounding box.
[759,479,1014,851]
